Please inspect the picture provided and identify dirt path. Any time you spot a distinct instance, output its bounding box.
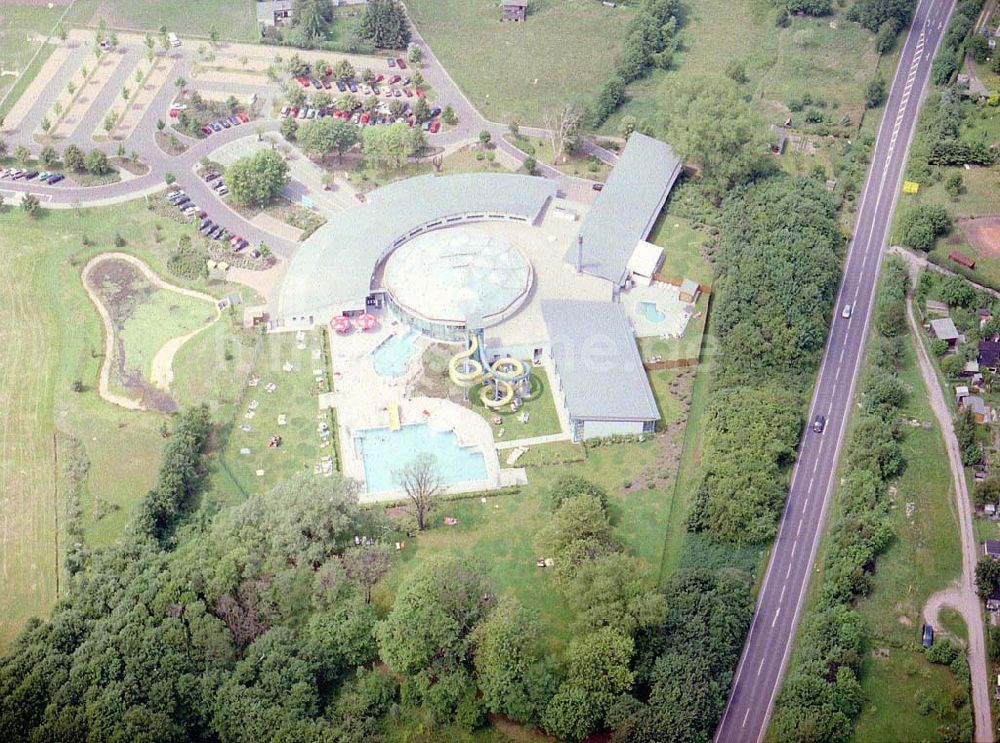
[907,288,994,742]
[82,252,220,408]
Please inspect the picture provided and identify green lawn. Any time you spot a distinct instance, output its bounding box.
[603,0,879,134]
[219,329,336,498]
[65,0,258,41]
[372,436,675,648]
[647,214,714,285]
[503,134,613,181]
[406,0,633,125]
[0,200,256,648]
[848,328,966,740]
[466,367,561,439]
[0,5,63,112]
[117,280,217,382]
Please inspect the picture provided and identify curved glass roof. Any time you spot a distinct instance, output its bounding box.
[279,173,555,322]
[382,228,532,327]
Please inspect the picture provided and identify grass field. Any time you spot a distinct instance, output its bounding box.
[0,5,63,113]
[466,368,562,439]
[0,200,256,647]
[371,435,677,648]
[219,329,336,498]
[65,0,258,41]
[847,329,966,740]
[406,0,633,124]
[502,133,613,181]
[603,0,880,134]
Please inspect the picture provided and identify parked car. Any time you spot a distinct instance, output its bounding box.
[389,74,401,84]
[220,119,231,128]
[297,108,307,119]
[348,82,358,93]
[210,122,222,132]
[335,81,347,92]
[311,78,322,89]
[392,88,401,98]
[169,109,180,118]
[922,624,934,648]
[23,170,38,180]
[200,222,215,235]
[386,57,396,67]
[812,414,826,434]
[289,106,299,118]
[374,73,385,83]
[202,126,213,135]
[414,88,425,98]
[371,85,381,95]
[402,87,413,97]
[322,79,331,89]
[429,106,441,118]
[396,58,406,69]
[297,76,310,87]
[592,182,604,191]
[47,173,64,184]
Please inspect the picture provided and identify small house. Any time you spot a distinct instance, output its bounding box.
[949,250,976,269]
[956,385,970,404]
[979,340,1000,370]
[501,1,528,22]
[984,540,1000,559]
[963,359,981,377]
[256,0,294,29]
[962,394,989,423]
[929,317,960,347]
[679,278,701,304]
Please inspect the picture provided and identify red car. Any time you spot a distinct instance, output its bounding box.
[237,112,249,123]
[402,87,413,97]
[414,88,425,98]
[396,58,406,69]
[359,113,370,125]
[374,74,384,82]
[429,120,440,133]
[297,76,310,87]
[201,126,212,135]
[389,74,401,84]
[322,79,331,89]
[169,109,179,118]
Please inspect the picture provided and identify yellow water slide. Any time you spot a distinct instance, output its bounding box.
[448,337,520,409]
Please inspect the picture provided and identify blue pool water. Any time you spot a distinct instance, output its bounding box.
[636,301,666,323]
[372,331,418,377]
[355,423,488,493]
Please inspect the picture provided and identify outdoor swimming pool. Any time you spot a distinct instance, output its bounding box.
[636,301,666,323]
[355,423,488,493]
[372,330,418,377]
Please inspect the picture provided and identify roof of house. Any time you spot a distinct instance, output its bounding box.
[966,395,988,416]
[541,300,659,422]
[979,340,1000,367]
[680,278,700,296]
[279,173,555,321]
[956,385,970,398]
[930,317,959,340]
[256,0,293,23]
[985,540,1000,558]
[626,240,664,278]
[563,133,682,286]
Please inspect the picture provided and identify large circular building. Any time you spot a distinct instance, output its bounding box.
[380,228,532,341]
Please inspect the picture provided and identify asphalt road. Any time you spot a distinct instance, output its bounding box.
[714,2,957,741]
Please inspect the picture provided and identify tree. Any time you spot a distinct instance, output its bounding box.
[280,116,299,142]
[358,0,411,49]
[40,117,51,133]
[266,474,362,568]
[85,149,110,175]
[543,628,634,741]
[21,193,40,217]
[411,96,430,122]
[394,452,441,530]
[945,172,964,199]
[376,555,492,674]
[896,204,951,251]
[58,25,67,42]
[523,155,537,174]
[478,129,491,147]
[156,118,165,132]
[334,91,358,112]
[441,104,457,125]
[977,557,1000,599]
[974,477,1000,508]
[342,544,391,603]
[63,144,85,171]
[472,599,556,725]
[541,104,584,164]
[226,149,290,209]
[956,407,981,466]
[361,67,376,84]
[293,0,333,41]
[661,77,768,200]
[174,76,186,89]
[298,117,360,162]
[592,75,626,126]
[333,59,355,82]
[407,42,422,64]
[121,86,130,102]
[39,145,58,166]
[864,76,886,108]
[209,27,219,44]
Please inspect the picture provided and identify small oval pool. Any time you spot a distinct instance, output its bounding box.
[372,330,418,377]
[636,301,666,323]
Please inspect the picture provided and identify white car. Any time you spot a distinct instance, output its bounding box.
[842,304,852,319]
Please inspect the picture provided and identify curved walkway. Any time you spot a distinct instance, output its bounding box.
[81,252,221,411]
[906,280,993,742]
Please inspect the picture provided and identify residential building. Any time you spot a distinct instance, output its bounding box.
[501,1,528,21]
[929,317,960,346]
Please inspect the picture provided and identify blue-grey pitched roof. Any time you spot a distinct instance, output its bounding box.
[278,173,555,321]
[564,132,682,285]
[542,299,659,422]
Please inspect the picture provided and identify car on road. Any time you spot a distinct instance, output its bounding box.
[812,414,826,434]
[922,624,934,648]
[841,304,852,319]
[592,183,604,191]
